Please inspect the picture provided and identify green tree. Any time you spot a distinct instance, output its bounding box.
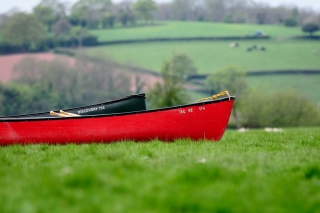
[70,26,89,48]
[0,14,9,30]
[0,83,39,116]
[33,5,56,31]
[120,11,130,26]
[171,0,191,21]
[169,53,197,80]
[102,12,115,28]
[205,65,248,128]
[37,0,67,19]
[302,17,320,36]
[224,14,233,23]
[284,18,298,27]
[51,19,72,37]
[291,7,299,19]
[148,62,189,109]
[71,0,112,29]
[1,13,46,51]
[119,10,135,27]
[134,0,157,24]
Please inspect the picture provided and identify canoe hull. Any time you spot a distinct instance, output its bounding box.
[0,98,234,145]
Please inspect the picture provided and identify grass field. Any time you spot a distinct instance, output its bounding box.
[88,40,320,73]
[88,39,320,102]
[1,128,320,212]
[91,21,320,42]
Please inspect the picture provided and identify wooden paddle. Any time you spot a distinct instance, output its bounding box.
[50,111,70,117]
[60,110,80,117]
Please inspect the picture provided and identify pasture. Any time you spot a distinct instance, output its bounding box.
[0,128,319,212]
[91,21,320,42]
[88,40,320,73]
[88,39,320,102]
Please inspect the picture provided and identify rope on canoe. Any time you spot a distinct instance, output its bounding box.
[196,91,231,102]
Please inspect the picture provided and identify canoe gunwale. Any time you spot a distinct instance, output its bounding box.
[0,96,235,122]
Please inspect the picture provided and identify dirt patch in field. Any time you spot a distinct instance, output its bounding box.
[129,71,162,93]
[128,71,199,93]
[0,52,164,92]
[0,52,76,83]
[0,52,197,93]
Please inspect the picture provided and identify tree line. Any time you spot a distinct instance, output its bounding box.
[156,0,320,26]
[156,0,320,35]
[1,0,320,54]
[0,0,157,30]
[0,0,157,53]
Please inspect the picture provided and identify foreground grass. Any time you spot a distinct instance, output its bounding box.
[1,128,320,213]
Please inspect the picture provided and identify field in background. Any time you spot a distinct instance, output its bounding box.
[88,39,320,102]
[91,21,320,42]
[88,40,320,73]
[1,127,319,212]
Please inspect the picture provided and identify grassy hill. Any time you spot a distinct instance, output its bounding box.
[87,21,320,102]
[91,21,320,42]
[88,40,320,73]
[88,39,320,102]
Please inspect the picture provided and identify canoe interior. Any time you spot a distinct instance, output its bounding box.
[0,93,146,119]
[0,96,235,122]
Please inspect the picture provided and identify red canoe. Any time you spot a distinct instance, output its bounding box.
[0,96,235,145]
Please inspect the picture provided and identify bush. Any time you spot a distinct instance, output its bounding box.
[284,18,298,27]
[0,83,40,116]
[0,42,21,54]
[0,34,98,55]
[301,17,320,36]
[82,35,98,46]
[240,89,320,128]
[302,23,320,36]
[50,35,98,48]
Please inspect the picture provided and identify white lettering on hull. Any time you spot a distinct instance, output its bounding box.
[78,106,105,114]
